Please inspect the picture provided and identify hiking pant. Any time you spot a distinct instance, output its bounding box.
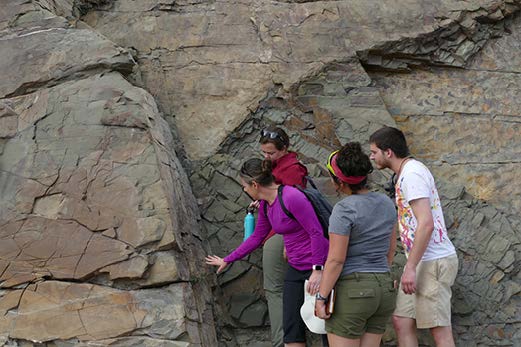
[263,234,287,347]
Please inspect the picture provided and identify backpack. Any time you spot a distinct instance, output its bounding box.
[264,177,333,239]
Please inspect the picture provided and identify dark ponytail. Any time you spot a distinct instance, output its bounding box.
[240,158,275,186]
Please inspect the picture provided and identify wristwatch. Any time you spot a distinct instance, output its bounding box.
[315,292,328,301]
[312,264,324,271]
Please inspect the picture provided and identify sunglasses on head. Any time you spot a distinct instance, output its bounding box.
[260,129,281,140]
[326,150,339,176]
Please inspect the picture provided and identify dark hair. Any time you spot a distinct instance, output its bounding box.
[369,126,409,158]
[259,126,290,150]
[240,158,275,186]
[333,142,373,193]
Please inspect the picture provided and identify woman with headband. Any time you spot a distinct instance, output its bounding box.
[315,142,397,347]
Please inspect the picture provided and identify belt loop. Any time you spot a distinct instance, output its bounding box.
[355,272,359,281]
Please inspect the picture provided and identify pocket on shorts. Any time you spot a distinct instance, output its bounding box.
[346,288,377,315]
[347,288,376,298]
[437,256,458,285]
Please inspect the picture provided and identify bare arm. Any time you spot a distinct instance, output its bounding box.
[315,233,348,319]
[401,197,434,294]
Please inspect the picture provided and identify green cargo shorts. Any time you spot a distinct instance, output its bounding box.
[325,272,396,339]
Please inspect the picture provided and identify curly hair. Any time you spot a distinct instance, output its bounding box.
[333,142,373,193]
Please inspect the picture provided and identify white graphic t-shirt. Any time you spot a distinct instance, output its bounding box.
[395,159,456,261]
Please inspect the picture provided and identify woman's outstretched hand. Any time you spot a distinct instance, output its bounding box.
[205,255,228,274]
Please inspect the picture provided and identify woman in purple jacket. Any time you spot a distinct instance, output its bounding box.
[206,158,329,347]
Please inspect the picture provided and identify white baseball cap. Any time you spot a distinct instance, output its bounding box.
[300,280,326,334]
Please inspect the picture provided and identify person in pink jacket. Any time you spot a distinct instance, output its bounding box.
[260,127,308,188]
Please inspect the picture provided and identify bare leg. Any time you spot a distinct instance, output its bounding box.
[430,326,455,347]
[285,343,305,347]
[327,333,361,347]
[392,315,418,347]
[360,333,383,347]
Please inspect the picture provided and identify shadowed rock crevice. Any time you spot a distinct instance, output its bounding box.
[358,3,521,70]
[5,60,136,99]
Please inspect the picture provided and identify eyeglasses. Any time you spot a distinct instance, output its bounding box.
[260,129,281,140]
[326,150,339,175]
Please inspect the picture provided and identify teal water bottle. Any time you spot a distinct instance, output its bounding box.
[243,207,255,241]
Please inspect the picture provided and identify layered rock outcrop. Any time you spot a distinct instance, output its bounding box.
[0,0,519,346]
[84,0,487,160]
[0,1,216,346]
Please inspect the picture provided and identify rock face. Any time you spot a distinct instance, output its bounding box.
[0,1,216,346]
[0,281,197,343]
[1,0,520,346]
[83,0,490,160]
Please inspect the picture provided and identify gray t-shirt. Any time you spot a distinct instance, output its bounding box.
[328,192,397,276]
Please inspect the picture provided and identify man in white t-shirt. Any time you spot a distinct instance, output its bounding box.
[369,127,458,347]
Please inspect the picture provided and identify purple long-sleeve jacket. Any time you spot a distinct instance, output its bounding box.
[224,186,329,271]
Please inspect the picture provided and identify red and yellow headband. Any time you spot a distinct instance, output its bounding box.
[326,150,367,184]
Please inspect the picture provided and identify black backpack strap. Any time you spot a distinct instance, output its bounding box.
[277,185,295,220]
[305,175,318,190]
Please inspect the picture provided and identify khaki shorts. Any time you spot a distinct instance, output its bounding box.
[326,272,396,339]
[394,254,458,329]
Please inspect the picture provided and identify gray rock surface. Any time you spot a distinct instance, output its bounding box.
[84,0,512,160]
[0,2,216,346]
[0,0,520,346]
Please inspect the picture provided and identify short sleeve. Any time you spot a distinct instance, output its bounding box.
[400,170,431,203]
[328,201,356,236]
